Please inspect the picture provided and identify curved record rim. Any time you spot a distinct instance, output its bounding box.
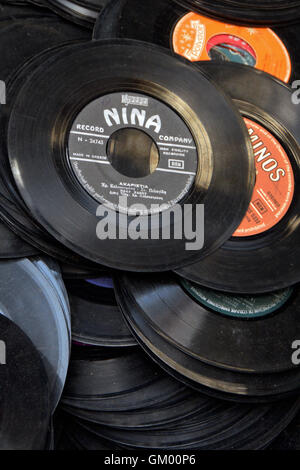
[62,349,187,412]
[93,0,188,42]
[32,258,71,340]
[0,314,49,450]
[37,257,71,322]
[1,39,87,205]
[0,258,69,409]
[62,418,122,450]
[0,199,99,265]
[74,397,300,449]
[274,22,300,84]
[115,273,300,374]
[63,379,188,413]
[176,63,300,293]
[0,20,88,207]
[93,0,299,85]
[46,0,101,26]
[115,279,300,401]
[269,411,300,450]
[0,13,90,82]
[0,220,37,258]
[24,259,70,410]
[172,0,300,26]
[0,45,101,267]
[61,392,221,430]
[60,262,110,279]
[7,39,254,271]
[66,278,137,347]
[0,2,50,20]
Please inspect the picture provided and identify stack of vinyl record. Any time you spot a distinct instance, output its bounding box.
[171,0,300,26]
[0,257,71,449]
[0,0,299,450]
[57,344,300,450]
[66,277,137,347]
[1,0,106,26]
[38,0,107,27]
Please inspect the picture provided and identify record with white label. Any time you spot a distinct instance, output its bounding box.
[7,40,254,271]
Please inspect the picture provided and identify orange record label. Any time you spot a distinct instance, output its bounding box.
[172,12,291,82]
[233,118,294,237]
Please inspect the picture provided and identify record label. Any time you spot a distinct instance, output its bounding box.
[68,92,198,215]
[233,118,294,237]
[181,279,293,318]
[172,12,291,82]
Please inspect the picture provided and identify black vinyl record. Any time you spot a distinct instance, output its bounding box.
[62,391,205,430]
[0,258,70,409]
[0,45,106,267]
[176,63,300,293]
[59,335,300,449]
[0,4,90,81]
[45,0,106,27]
[58,417,120,450]
[66,277,137,347]
[115,273,300,401]
[0,219,37,258]
[172,0,300,26]
[270,412,300,449]
[73,397,300,450]
[62,344,202,429]
[94,0,300,84]
[7,39,254,271]
[0,314,49,449]
[62,347,188,412]
[127,297,300,403]
[32,257,72,338]
[60,262,109,279]
[0,6,90,263]
[0,1,45,13]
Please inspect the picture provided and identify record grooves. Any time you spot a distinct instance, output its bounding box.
[0,0,300,450]
[0,314,49,450]
[115,272,300,401]
[0,46,104,266]
[70,397,300,450]
[172,0,300,26]
[6,39,254,271]
[93,0,300,83]
[65,277,137,347]
[176,63,300,293]
[46,0,106,27]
